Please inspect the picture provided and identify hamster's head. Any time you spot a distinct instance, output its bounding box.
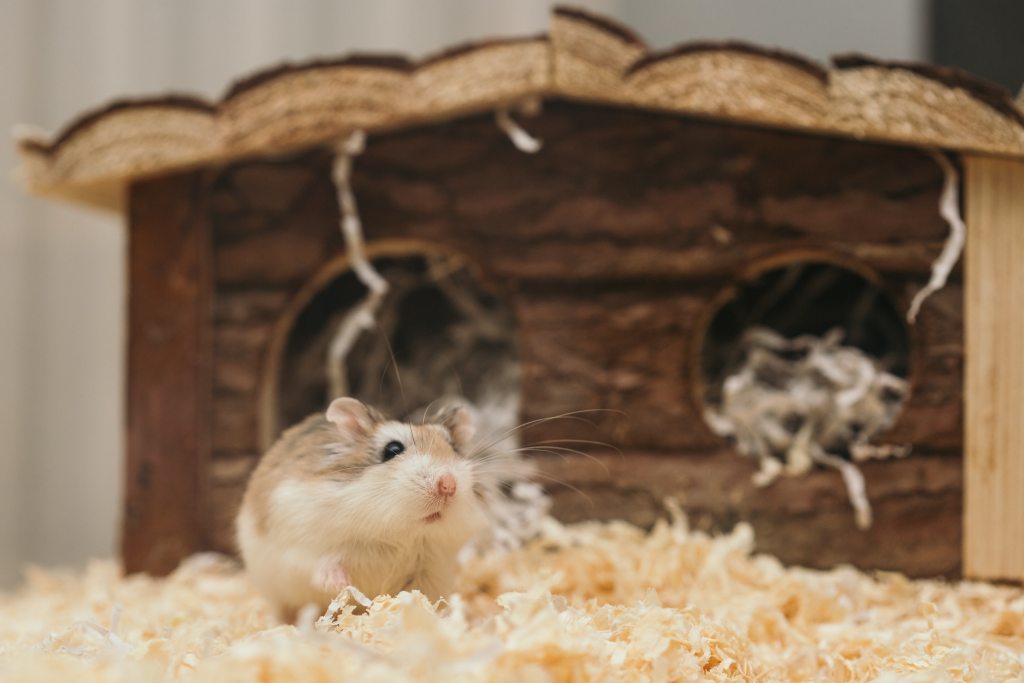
[285,397,488,545]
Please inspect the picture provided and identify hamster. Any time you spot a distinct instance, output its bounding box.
[236,396,490,618]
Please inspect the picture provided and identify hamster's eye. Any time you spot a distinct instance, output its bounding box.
[381,440,405,462]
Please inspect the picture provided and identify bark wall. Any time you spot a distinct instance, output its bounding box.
[184,101,961,575]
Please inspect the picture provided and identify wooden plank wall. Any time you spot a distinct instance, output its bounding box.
[964,155,1024,582]
[124,172,212,574]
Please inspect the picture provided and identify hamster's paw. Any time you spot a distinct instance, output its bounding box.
[313,558,351,594]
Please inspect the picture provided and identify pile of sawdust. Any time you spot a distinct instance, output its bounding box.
[2,511,1022,682]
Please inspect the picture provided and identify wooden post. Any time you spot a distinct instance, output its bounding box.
[964,155,1024,581]
[124,172,212,575]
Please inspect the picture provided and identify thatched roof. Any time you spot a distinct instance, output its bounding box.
[16,6,1024,211]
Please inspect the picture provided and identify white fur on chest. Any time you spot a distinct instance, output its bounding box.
[238,477,481,610]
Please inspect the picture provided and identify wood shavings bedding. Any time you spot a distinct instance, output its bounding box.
[1,512,1022,682]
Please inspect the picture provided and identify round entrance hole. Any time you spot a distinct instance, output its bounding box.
[260,248,519,447]
[698,260,910,466]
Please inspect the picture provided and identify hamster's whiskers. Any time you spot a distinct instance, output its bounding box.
[467,409,624,461]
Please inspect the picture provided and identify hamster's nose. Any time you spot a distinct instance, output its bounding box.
[436,472,457,498]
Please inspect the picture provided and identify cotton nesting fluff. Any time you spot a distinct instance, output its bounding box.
[1,510,1022,682]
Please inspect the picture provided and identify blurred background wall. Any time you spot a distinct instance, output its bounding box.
[0,0,1016,586]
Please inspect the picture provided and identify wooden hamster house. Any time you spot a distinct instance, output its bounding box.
[16,8,1024,582]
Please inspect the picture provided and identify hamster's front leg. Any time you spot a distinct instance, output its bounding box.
[313,556,352,596]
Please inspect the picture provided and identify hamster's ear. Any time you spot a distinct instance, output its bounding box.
[437,402,476,452]
[326,397,377,436]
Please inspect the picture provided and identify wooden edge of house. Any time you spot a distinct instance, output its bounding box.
[14,4,1024,212]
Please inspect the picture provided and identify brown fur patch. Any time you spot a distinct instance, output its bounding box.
[408,424,458,460]
[243,413,370,533]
